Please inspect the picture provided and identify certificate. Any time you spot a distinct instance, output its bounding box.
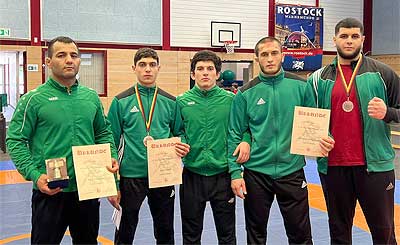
[72,143,117,201]
[147,137,182,188]
[290,106,330,157]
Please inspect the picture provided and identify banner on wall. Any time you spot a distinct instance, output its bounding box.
[275,4,324,71]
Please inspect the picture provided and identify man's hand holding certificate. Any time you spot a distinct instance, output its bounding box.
[147,137,183,188]
[290,106,331,157]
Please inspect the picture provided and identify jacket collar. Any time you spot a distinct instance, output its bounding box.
[136,82,156,94]
[192,84,219,97]
[330,54,364,71]
[47,77,78,93]
[258,68,285,84]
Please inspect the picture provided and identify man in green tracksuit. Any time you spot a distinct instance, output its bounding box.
[177,50,250,245]
[177,50,250,244]
[107,48,190,244]
[228,37,334,245]
[306,18,399,244]
[6,36,119,244]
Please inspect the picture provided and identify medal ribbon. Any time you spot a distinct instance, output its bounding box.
[337,54,363,98]
[135,84,158,134]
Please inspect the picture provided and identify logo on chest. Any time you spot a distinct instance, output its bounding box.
[48,97,58,101]
[256,98,266,105]
[130,106,139,113]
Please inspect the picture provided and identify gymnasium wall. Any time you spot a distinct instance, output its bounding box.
[41,0,162,45]
[372,0,400,55]
[87,49,259,112]
[318,0,363,51]
[0,0,29,39]
[170,0,269,49]
[0,44,258,112]
[170,0,363,51]
[0,44,338,113]
[0,0,398,113]
[371,55,400,75]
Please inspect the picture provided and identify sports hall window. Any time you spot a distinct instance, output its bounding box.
[43,49,107,97]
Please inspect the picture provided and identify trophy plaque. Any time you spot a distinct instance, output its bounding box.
[45,157,69,189]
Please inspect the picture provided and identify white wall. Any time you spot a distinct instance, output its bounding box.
[372,0,400,55]
[320,0,363,51]
[170,0,269,49]
[0,0,29,40]
[42,0,162,44]
[171,0,364,52]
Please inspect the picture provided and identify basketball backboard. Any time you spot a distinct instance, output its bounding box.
[211,21,241,47]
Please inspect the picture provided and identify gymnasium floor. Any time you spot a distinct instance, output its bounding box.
[0,155,399,244]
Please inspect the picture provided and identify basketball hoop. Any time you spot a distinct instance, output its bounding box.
[224,41,237,54]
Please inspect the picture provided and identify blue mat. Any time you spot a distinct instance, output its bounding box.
[0,160,16,170]
[1,158,399,203]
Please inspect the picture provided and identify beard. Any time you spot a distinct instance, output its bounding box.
[337,46,362,60]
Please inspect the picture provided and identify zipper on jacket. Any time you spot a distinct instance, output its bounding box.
[66,87,71,95]
[354,78,368,171]
[204,92,210,175]
[272,82,278,175]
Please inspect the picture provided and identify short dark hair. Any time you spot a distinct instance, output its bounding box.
[190,50,222,73]
[134,48,159,65]
[335,18,364,35]
[47,36,79,58]
[254,36,282,57]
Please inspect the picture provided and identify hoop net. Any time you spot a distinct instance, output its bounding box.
[224,41,237,54]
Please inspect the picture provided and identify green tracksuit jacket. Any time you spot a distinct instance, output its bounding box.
[305,55,400,174]
[228,70,308,180]
[107,83,183,178]
[176,85,237,176]
[6,78,117,192]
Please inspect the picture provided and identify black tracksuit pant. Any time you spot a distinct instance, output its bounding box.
[320,166,396,245]
[31,190,100,245]
[243,168,313,245]
[180,168,236,245]
[115,177,175,245]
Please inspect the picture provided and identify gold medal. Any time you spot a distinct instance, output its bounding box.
[342,100,354,112]
[143,135,154,147]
